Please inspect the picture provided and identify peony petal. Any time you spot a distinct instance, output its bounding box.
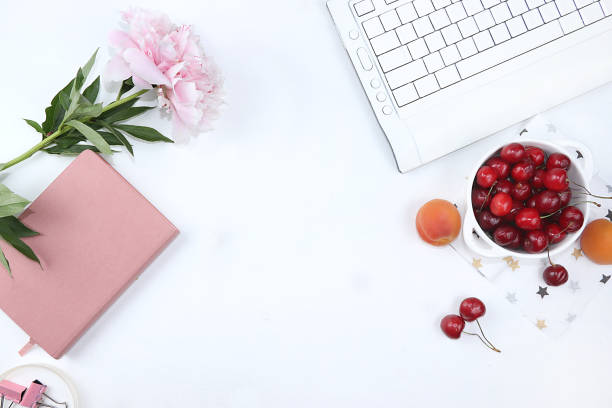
[132,75,152,89]
[122,48,171,86]
[104,56,132,81]
[173,80,200,104]
[109,30,138,50]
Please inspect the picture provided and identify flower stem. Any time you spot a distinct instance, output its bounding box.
[0,89,149,172]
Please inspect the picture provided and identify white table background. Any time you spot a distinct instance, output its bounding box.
[1,1,612,406]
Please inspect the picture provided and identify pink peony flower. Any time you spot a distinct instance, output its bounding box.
[105,8,223,138]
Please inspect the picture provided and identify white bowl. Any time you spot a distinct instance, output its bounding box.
[463,139,594,259]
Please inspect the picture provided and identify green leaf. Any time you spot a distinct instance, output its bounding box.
[66,120,112,154]
[83,76,100,103]
[99,99,138,121]
[117,77,134,100]
[98,121,134,155]
[115,125,174,143]
[80,49,99,85]
[0,225,39,264]
[0,246,10,275]
[73,103,104,120]
[102,106,154,123]
[0,184,30,218]
[0,216,39,237]
[44,144,101,155]
[24,119,43,134]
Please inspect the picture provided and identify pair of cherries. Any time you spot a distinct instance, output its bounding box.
[440,297,500,353]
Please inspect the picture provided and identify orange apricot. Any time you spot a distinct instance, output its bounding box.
[416,199,462,246]
[580,219,612,265]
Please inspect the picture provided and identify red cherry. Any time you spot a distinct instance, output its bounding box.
[493,224,520,246]
[534,190,561,215]
[503,200,524,223]
[501,143,526,164]
[511,160,535,182]
[523,230,548,253]
[531,169,546,189]
[544,223,567,244]
[490,192,513,216]
[477,210,502,231]
[546,153,571,170]
[525,146,545,166]
[493,179,514,195]
[440,314,465,339]
[507,230,523,249]
[476,166,499,188]
[559,206,584,233]
[544,168,569,192]
[526,196,537,209]
[512,181,532,201]
[558,189,572,207]
[472,188,492,209]
[515,208,542,230]
[486,157,511,179]
[543,265,568,286]
[459,297,486,322]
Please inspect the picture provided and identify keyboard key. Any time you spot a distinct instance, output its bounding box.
[601,0,612,15]
[436,65,461,86]
[475,10,496,29]
[482,0,501,8]
[539,2,561,21]
[457,21,563,77]
[579,2,604,23]
[425,31,446,51]
[381,10,402,31]
[379,46,413,71]
[555,0,576,15]
[414,74,441,96]
[575,0,593,8]
[441,23,463,43]
[506,15,528,36]
[386,59,428,88]
[414,0,436,15]
[356,48,374,70]
[446,2,468,21]
[507,0,529,15]
[424,51,445,71]
[473,30,495,50]
[408,37,430,58]
[523,8,544,28]
[393,83,419,106]
[371,31,401,55]
[490,22,512,42]
[413,16,435,36]
[463,0,485,15]
[433,0,452,9]
[363,17,385,38]
[430,9,452,29]
[457,37,478,57]
[458,17,479,36]
[440,44,462,64]
[559,10,584,32]
[526,0,545,8]
[354,0,375,16]
[397,2,419,23]
[491,3,513,22]
[397,23,419,43]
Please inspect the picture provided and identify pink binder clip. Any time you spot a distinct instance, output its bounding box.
[0,379,26,403]
[0,379,67,408]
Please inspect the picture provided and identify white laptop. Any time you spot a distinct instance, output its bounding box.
[327,0,612,172]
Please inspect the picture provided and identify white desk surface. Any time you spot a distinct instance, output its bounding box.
[1,1,612,406]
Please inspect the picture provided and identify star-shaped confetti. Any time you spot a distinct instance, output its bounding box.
[606,209,612,222]
[607,185,612,193]
[601,274,611,284]
[572,248,582,260]
[506,292,517,304]
[569,280,581,293]
[472,258,483,269]
[536,320,547,329]
[519,128,528,135]
[537,286,549,299]
[509,260,520,271]
[546,124,556,133]
[566,313,577,323]
[503,256,513,263]
[576,150,583,159]
[472,229,480,239]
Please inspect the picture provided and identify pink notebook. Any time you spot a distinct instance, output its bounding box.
[0,150,178,359]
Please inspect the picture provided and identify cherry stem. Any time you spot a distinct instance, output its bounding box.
[463,331,500,352]
[546,247,556,267]
[540,201,601,220]
[571,180,612,200]
[475,319,501,353]
[479,181,498,212]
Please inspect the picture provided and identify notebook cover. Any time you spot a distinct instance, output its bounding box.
[0,150,178,359]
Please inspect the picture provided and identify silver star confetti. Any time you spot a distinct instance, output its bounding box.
[506,292,518,304]
[519,128,528,135]
[601,274,611,284]
[607,185,612,193]
[546,124,557,133]
[566,313,577,323]
[537,286,549,299]
[569,280,581,293]
[576,150,583,159]
[606,209,612,222]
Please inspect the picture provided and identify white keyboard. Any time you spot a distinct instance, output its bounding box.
[353,0,612,107]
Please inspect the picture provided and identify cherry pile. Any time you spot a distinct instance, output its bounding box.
[472,143,586,254]
[440,297,500,352]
